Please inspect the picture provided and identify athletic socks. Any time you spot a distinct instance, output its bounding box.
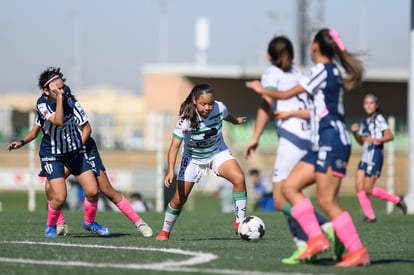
[83,199,98,224]
[47,204,60,226]
[332,211,363,252]
[161,204,182,232]
[115,195,140,224]
[371,187,400,204]
[284,213,308,242]
[357,191,376,220]
[291,198,322,239]
[233,191,247,222]
[48,200,66,225]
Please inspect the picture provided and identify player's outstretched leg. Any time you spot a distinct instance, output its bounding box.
[155,204,181,241]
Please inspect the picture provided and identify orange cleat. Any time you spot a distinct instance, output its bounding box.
[234,219,240,235]
[297,234,330,260]
[336,247,370,267]
[155,230,170,241]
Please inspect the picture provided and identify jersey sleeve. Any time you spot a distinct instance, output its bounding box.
[216,101,229,119]
[36,97,54,121]
[172,118,190,140]
[72,100,89,126]
[377,114,389,131]
[298,63,326,95]
[35,115,43,127]
[261,66,280,89]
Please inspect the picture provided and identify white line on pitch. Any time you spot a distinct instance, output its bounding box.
[0,241,327,275]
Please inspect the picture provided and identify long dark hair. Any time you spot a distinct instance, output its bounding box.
[313,29,364,90]
[179,84,215,128]
[267,36,294,72]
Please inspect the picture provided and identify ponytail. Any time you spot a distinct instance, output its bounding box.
[314,29,364,90]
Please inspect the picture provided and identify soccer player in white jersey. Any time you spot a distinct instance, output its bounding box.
[155,84,247,241]
[35,67,110,238]
[247,29,370,267]
[351,93,407,222]
[244,36,341,264]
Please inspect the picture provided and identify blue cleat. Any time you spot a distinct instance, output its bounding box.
[45,224,57,238]
[83,220,111,236]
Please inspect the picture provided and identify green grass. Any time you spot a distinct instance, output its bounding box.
[0,192,413,275]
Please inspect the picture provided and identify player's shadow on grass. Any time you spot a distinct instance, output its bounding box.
[305,257,414,266]
[69,232,131,238]
[370,259,414,265]
[178,237,239,241]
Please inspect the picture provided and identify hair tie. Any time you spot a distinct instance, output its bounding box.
[42,74,60,88]
[328,29,346,51]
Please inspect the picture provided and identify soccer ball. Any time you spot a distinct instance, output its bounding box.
[238,216,265,241]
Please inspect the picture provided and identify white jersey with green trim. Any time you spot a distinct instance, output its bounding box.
[173,100,229,159]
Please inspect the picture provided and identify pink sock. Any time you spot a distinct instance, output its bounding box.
[48,200,65,225]
[332,211,363,252]
[84,199,98,224]
[371,187,400,204]
[357,191,376,219]
[47,204,60,226]
[56,211,66,225]
[291,198,322,239]
[115,195,140,224]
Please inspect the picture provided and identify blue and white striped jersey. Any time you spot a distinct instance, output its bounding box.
[358,113,389,163]
[36,87,88,156]
[173,100,229,159]
[299,62,351,150]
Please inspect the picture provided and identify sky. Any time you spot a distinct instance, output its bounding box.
[0,0,410,94]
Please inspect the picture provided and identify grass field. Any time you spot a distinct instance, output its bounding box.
[0,192,413,275]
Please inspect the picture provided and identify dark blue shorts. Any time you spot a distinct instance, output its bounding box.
[357,161,382,178]
[301,145,351,177]
[40,149,92,181]
[84,138,106,177]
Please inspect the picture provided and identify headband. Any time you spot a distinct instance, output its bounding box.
[328,29,346,51]
[42,74,60,88]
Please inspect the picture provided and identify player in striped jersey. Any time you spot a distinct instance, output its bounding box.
[247,29,370,267]
[8,85,153,237]
[36,67,110,238]
[155,84,247,241]
[351,93,407,222]
[244,36,341,264]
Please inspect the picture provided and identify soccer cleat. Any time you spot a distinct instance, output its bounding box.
[234,219,240,235]
[281,246,315,264]
[396,196,407,215]
[155,230,170,241]
[45,225,57,238]
[336,247,370,267]
[297,234,330,260]
[323,224,345,261]
[136,220,153,237]
[83,220,111,236]
[57,224,69,236]
[362,217,377,223]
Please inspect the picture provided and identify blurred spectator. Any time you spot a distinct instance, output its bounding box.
[213,178,234,213]
[248,169,276,212]
[129,192,153,212]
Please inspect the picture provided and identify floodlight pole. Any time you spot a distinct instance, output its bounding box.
[406,0,414,213]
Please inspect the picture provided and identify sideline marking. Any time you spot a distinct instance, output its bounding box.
[0,241,325,275]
